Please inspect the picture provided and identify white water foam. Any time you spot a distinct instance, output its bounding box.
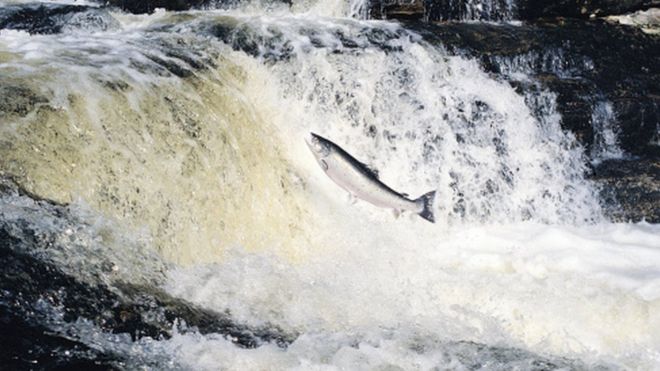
[161,221,660,369]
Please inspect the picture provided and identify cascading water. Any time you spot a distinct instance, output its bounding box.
[590,100,625,164]
[1,0,659,370]
[425,0,518,22]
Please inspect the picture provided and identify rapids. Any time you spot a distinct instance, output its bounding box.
[0,0,659,369]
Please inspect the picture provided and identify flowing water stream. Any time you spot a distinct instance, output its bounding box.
[1,0,659,369]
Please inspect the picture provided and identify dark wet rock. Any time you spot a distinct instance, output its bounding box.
[99,0,292,14]
[370,0,425,20]
[100,0,259,14]
[0,238,163,341]
[519,0,660,20]
[376,0,659,21]
[590,157,660,222]
[100,0,206,14]
[0,300,121,371]
[0,229,123,370]
[0,3,119,35]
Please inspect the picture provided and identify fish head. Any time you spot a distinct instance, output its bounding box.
[306,132,332,159]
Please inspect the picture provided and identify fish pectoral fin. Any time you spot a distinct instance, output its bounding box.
[347,193,358,205]
[392,209,402,218]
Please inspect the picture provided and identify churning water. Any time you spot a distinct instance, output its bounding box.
[0,0,659,369]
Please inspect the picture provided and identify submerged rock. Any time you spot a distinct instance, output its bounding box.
[0,303,121,371]
[0,3,120,34]
[518,0,659,20]
[370,0,426,20]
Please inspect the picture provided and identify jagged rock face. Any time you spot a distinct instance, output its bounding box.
[0,0,231,18]
[100,0,209,14]
[591,158,660,222]
[370,0,426,20]
[376,0,659,22]
[98,0,291,14]
[0,3,119,34]
[519,0,659,19]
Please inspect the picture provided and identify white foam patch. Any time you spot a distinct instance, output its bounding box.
[164,221,660,369]
[159,329,593,370]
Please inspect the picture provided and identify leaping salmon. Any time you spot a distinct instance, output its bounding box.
[306,132,436,223]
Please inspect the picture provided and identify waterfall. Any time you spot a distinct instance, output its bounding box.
[1,1,659,369]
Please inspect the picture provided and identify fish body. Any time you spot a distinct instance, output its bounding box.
[306,132,436,223]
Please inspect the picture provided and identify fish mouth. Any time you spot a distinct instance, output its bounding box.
[306,132,331,158]
[308,132,322,145]
[305,133,316,153]
[306,132,324,152]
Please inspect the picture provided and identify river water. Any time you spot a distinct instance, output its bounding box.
[0,0,659,369]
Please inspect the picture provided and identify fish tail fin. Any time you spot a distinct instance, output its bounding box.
[415,191,436,223]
